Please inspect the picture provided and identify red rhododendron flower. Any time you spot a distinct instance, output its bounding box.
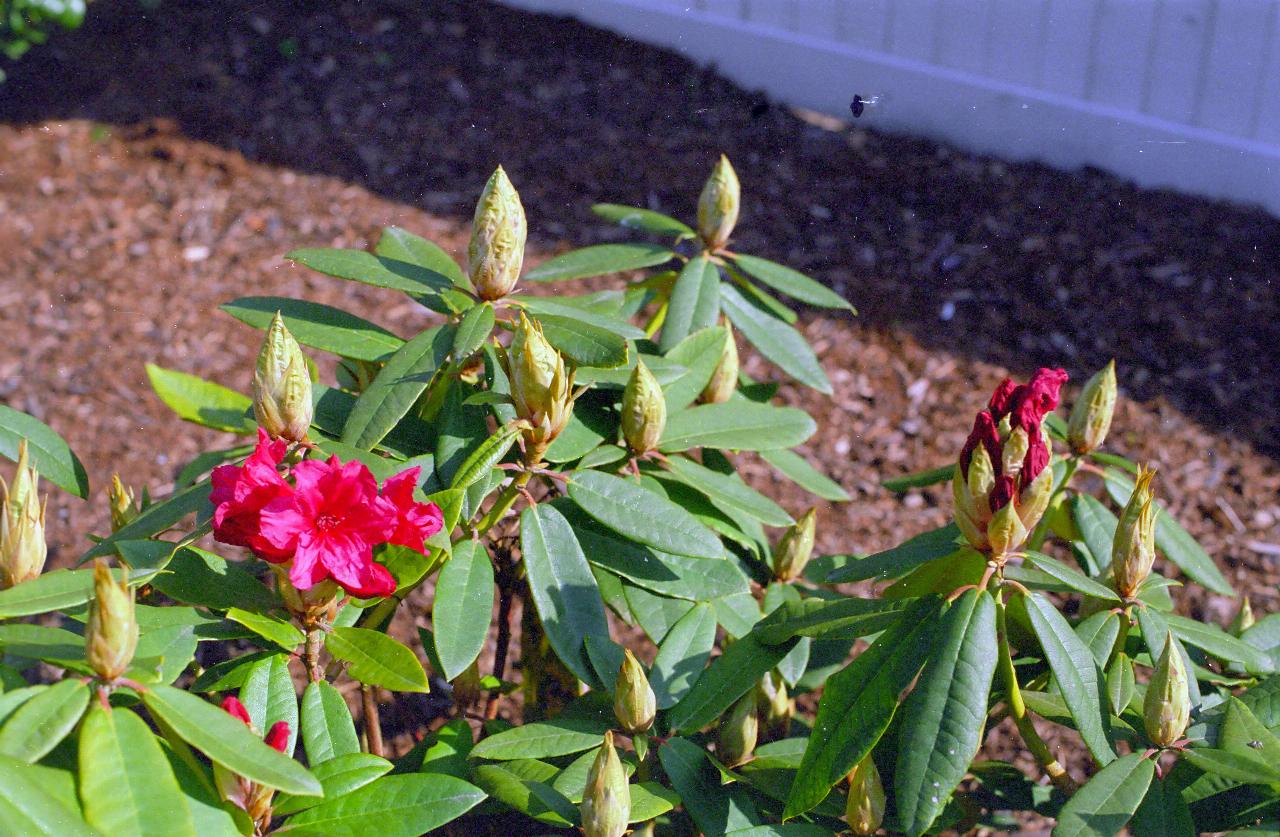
[987,378,1019,416]
[1010,367,1068,430]
[264,721,291,753]
[211,429,294,561]
[960,410,1001,478]
[221,695,252,725]
[989,474,1018,511]
[259,456,398,598]
[1023,429,1051,485]
[380,467,443,553]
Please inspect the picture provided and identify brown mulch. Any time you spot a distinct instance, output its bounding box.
[2,0,1280,811]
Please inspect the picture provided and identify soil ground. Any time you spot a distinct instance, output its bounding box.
[1,0,1279,827]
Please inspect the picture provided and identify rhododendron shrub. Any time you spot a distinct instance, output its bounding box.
[0,159,1270,837]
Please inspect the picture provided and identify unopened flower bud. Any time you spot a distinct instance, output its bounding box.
[846,755,886,836]
[581,730,630,837]
[108,474,139,532]
[758,670,792,739]
[1068,360,1117,455]
[264,721,291,753]
[621,360,666,455]
[253,312,313,442]
[613,649,656,734]
[697,155,740,251]
[86,559,138,681]
[1112,467,1157,599]
[468,166,526,300]
[700,324,739,404]
[772,507,816,582]
[507,313,574,462]
[1,441,47,588]
[1230,596,1255,636]
[1144,633,1190,748]
[718,690,758,767]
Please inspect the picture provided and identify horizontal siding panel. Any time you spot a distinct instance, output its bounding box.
[1256,5,1280,142]
[888,0,939,62]
[1087,0,1159,111]
[1197,0,1273,135]
[1144,0,1211,124]
[1039,0,1099,99]
[934,0,991,75]
[984,0,1048,87]
[792,0,840,40]
[839,0,891,51]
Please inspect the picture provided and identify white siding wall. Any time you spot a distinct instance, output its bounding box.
[501,0,1280,216]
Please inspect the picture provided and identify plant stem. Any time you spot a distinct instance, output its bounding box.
[475,471,532,539]
[485,559,517,720]
[304,626,324,683]
[995,595,1077,793]
[1026,456,1080,551]
[361,685,384,757]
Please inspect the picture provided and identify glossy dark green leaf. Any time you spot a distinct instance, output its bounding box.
[451,303,495,360]
[662,455,791,527]
[1166,613,1273,674]
[341,325,451,450]
[895,591,998,836]
[1072,493,1118,574]
[660,737,761,834]
[375,226,468,288]
[287,248,453,295]
[667,632,797,733]
[145,364,255,434]
[301,681,360,764]
[754,596,912,645]
[471,762,577,826]
[659,402,816,453]
[591,203,694,238]
[0,679,88,763]
[827,523,962,583]
[624,582,696,644]
[226,608,304,652]
[568,470,723,559]
[0,404,89,499]
[239,654,299,756]
[221,296,402,361]
[1054,753,1154,837]
[730,253,853,311]
[470,714,611,760]
[758,448,849,502]
[661,326,729,411]
[1137,608,1202,707]
[517,297,646,340]
[151,546,281,613]
[326,628,429,693]
[1023,551,1121,602]
[530,312,629,368]
[720,282,831,394]
[1024,593,1116,764]
[519,504,610,687]
[651,602,718,709]
[524,243,675,282]
[1181,748,1280,784]
[81,480,212,562]
[433,539,494,680]
[660,255,721,352]
[1131,776,1195,837]
[449,424,520,492]
[0,566,153,618]
[275,773,485,836]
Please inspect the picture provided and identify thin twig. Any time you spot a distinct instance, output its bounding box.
[361,685,384,758]
[486,557,516,721]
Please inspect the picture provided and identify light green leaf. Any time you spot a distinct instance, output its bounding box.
[1023,551,1122,602]
[662,456,792,527]
[145,365,254,434]
[517,297,646,340]
[591,203,694,238]
[661,326,729,412]
[82,482,212,563]
[1053,753,1154,837]
[275,773,485,836]
[659,737,761,835]
[524,243,675,283]
[1072,494,1117,574]
[0,754,97,836]
[221,297,403,362]
[720,283,831,393]
[1167,613,1274,674]
[150,547,282,613]
[470,714,612,761]
[450,424,520,492]
[660,255,720,352]
[433,540,495,680]
[651,602,718,709]
[471,762,576,826]
[568,470,723,559]
[730,253,853,311]
[754,596,911,645]
[758,448,849,502]
[0,567,154,619]
[226,608,304,652]
[273,753,392,816]
[660,402,816,453]
[530,312,629,368]
[287,248,453,295]
[239,654,299,756]
[0,678,88,762]
[325,627,429,694]
[301,681,360,764]
[826,523,962,583]
[451,304,495,359]
[0,404,90,499]
[882,464,956,493]
[341,325,452,450]
[374,226,468,288]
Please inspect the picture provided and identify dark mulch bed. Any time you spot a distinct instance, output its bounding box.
[2,0,1279,810]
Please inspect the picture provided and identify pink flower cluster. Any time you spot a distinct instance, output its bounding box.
[959,368,1068,510]
[211,430,443,599]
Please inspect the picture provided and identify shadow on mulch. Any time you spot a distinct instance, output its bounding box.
[3,0,1278,460]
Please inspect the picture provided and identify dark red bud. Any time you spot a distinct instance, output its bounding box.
[1010,368,1069,430]
[221,696,251,726]
[1023,431,1050,486]
[990,475,1017,511]
[960,411,1002,477]
[264,721,291,753]
[988,378,1018,417]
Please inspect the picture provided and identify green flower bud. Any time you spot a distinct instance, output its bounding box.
[845,755,886,836]
[697,154,740,251]
[86,559,138,681]
[759,670,792,740]
[1068,360,1117,455]
[507,313,574,461]
[718,690,758,767]
[1230,596,1256,636]
[581,730,630,837]
[0,441,47,588]
[468,166,526,301]
[1144,633,1190,748]
[772,507,816,582]
[951,467,986,550]
[1017,464,1054,531]
[253,312,313,442]
[1001,427,1029,480]
[109,473,138,533]
[986,500,1028,558]
[1112,466,1157,599]
[621,360,666,455]
[613,649,656,734]
[700,324,739,404]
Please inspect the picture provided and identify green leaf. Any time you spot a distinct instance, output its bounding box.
[662,456,792,527]
[1024,593,1116,765]
[470,715,611,761]
[451,303,495,359]
[276,773,485,836]
[895,591,998,836]
[667,633,797,733]
[660,402,816,453]
[0,624,87,670]
[433,540,495,680]
[568,470,722,559]
[143,685,320,797]
[1023,551,1122,602]
[239,654,299,756]
[325,627,429,694]
[530,313,629,368]
[301,681,360,764]
[659,737,762,834]
[1131,776,1195,836]
[226,608,304,652]
[145,364,254,434]
[0,567,151,619]
[273,752,392,816]
[287,248,453,295]
[524,243,675,283]
[341,325,452,450]
[591,203,694,238]
[660,255,721,352]
[519,504,610,687]
[151,547,282,613]
[450,424,520,491]
[471,763,577,826]
[754,596,911,645]
[0,404,89,499]
[651,603,719,709]
[661,326,729,412]
[1101,469,1235,596]
[1166,613,1274,674]
[624,583,695,644]
[720,282,831,394]
[375,226,468,288]
[79,704,196,836]
[783,597,944,819]
[1054,753,1154,837]
[517,297,647,340]
[826,523,962,583]
[0,679,88,762]
[882,464,955,493]
[758,448,849,502]
[730,253,853,311]
[81,480,212,562]
[0,754,97,836]
[1072,494,1118,574]
[222,296,403,361]
[1181,747,1280,784]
